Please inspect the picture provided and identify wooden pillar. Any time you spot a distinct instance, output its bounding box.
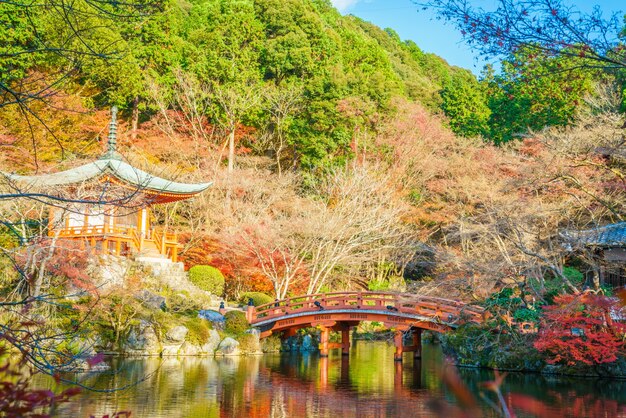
[115,240,121,256]
[413,328,422,359]
[145,207,151,234]
[172,245,178,262]
[47,207,55,237]
[137,209,143,237]
[394,330,404,362]
[319,326,330,357]
[341,327,350,356]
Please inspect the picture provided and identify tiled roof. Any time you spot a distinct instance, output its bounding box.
[576,222,626,248]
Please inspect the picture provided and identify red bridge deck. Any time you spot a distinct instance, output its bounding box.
[248,291,484,337]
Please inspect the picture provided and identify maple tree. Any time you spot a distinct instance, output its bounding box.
[533,292,626,366]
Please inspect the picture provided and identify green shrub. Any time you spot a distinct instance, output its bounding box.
[185,317,211,345]
[261,335,282,353]
[238,292,273,307]
[563,266,584,284]
[237,333,260,354]
[513,307,540,323]
[165,290,203,316]
[224,310,249,336]
[188,265,225,296]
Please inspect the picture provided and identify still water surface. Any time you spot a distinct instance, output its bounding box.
[47,341,626,418]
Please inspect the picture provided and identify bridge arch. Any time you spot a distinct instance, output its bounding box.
[247,292,484,361]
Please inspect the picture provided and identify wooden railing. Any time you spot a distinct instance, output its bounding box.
[249,291,485,325]
[129,227,142,251]
[57,224,135,237]
[153,229,163,254]
[55,224,179,259]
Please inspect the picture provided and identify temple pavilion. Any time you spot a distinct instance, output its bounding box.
[5,107,211,262]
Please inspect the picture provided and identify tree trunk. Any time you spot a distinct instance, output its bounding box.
[131,96,139,141]
[225,125,236,210]
[33,231,59,298]
[227,126,235,173]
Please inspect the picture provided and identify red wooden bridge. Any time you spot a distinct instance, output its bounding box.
[246,291,485,361]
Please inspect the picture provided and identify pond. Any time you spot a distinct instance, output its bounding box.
[43,341,626,417]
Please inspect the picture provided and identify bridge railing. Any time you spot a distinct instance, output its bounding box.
[250,291,484,325]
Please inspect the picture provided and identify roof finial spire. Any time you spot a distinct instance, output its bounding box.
[101,106,121,160]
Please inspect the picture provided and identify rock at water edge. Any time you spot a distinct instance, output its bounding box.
[216,337,241,356]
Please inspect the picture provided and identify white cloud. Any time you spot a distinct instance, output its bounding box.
[331,0,361,12]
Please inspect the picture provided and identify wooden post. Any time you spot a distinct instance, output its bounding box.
[115,240,121,256]
[413,328,422,359]
[394,330,404,362]
[246,305,256,323]
[319,326,330,357]
[172,245,178,262]
[341,327,350,356]
[83,209,89,234]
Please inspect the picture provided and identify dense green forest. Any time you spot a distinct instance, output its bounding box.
[1,0,604,171]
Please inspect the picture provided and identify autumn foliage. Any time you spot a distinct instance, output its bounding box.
[533,292,626,366]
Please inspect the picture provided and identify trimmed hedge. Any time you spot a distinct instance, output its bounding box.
[238,292,273,307]
[188,265,225,296]
[224,310,249,336]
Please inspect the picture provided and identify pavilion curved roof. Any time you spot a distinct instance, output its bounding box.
[5,157,212,198]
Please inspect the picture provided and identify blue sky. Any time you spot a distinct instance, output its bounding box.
[331,0,625,73]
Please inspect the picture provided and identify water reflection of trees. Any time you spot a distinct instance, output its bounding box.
[37,342,626,417]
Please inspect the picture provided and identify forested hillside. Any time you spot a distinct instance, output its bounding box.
[1,0,481,170]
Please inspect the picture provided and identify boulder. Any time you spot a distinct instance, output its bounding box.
[136,290,167,311]
[200,330,222,355]
[179,341,200,356]
[124,320,161,355]
[161,343,183,356]
[166,325,189,343]
[216,337,241,356]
